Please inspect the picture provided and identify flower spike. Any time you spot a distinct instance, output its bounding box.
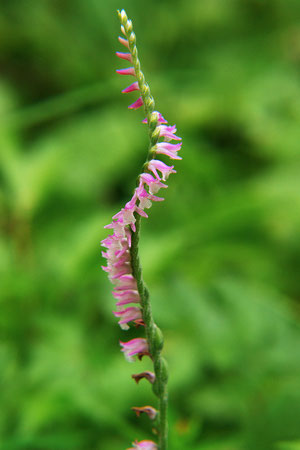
[101,9,182,449]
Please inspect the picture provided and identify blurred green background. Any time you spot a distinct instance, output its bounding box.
[1,1,300,449]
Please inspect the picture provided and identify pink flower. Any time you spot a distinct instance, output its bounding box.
[147,160,176,181]
[140,173,168,194]
[122,82,140,93]
[158,124,181,141]
[118,36,129,48]
[113,289,141,306]
[101,235,121,252]
[155,142,182,160]
[116,67,136,76]
[128,440,158,450]
[128,97,144,110]
[142,111,167,124]
[136,181,164,209]
[113,289,138,299]
[112,193,148,233]
[114,274,138,291]
[116,51,132,62]
[102,262,130,282]
[101,237,133,286]
[120,338,149,362]
[113,306,142,330]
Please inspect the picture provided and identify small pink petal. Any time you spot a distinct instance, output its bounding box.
[113,289,138,297]
[122,81,140,93]
[116,67,135,76]
[125,192,137,210]
[128,97,143,109]
[115,297,141,306]
[113,306,142,329]
[155,149,182,160]
[157,142,182,152]
[140,173,168,194]
[136,182,164,204]
[125,228,132,248]
[114,283,137,292]
[142,112,168,124]
[116,51,132,62]
[154,142,182,160]
[114,275,137,290]
[158,124,182,141]
[113,256,130,268]
[147,160,176,181]
[110,269,130,279]
[118,36,129,48]
[120,338,149,362]
[135,206,148,218]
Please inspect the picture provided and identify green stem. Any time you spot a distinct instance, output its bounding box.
[117,10,169,449]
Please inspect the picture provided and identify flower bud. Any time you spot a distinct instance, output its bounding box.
[152,325,164,354]
[119,9,128,25]
[142,84,150,97]
[125,19,133,34]
[151,127,161,141]
[146,97,155,113]
[129,31,136,46]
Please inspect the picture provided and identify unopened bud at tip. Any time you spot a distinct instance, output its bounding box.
[119,9,128,24]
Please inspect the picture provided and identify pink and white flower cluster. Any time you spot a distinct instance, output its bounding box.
[101,116,181,327]
[101,117,181,359]
[101,18,182,359]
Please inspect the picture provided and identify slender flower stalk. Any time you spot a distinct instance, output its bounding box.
[101,9,182,450]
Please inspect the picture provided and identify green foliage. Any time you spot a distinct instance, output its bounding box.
[1,1,300,449]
